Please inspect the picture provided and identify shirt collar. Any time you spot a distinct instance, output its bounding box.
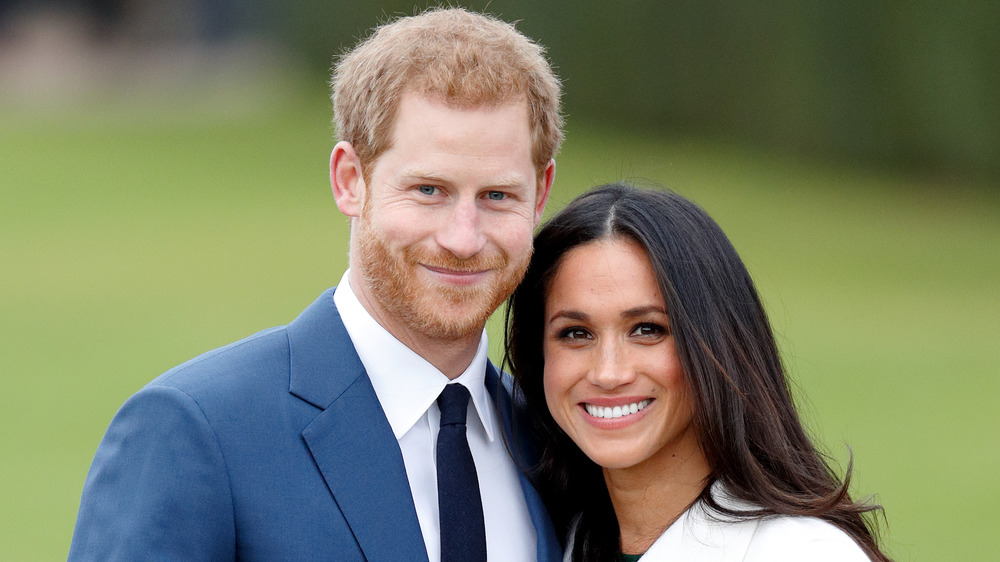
[333,270,497,442]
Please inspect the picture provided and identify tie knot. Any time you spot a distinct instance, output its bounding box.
[438,384,471,426]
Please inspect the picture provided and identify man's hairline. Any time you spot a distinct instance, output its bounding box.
[357,89,551,182]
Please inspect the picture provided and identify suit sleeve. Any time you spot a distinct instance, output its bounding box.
[68,384,236,561]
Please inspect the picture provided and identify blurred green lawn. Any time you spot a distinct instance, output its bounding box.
[2,82,997,561]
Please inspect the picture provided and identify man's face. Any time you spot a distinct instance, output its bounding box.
[350,92,552,342]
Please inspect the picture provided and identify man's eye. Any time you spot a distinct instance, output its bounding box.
[418,185,438,195]
[486,191,506,201]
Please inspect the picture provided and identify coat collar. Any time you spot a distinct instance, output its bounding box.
[486,363,563,562]
[287,288,364,409]
[287,288,561,562]
[288,288,429,561]
[641,483,760,560]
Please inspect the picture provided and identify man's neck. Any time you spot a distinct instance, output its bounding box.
[395,330,482,380]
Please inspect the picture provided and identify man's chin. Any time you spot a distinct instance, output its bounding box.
[410,298,496,341]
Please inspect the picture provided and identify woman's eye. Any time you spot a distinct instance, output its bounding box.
[558,327,591,340]
[418,185,438,196]
[486,191,506,201]
[630,323,665,337]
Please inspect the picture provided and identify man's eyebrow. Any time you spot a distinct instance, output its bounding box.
[401,170,530,189]
[484,175,532,189]
[401,170,449,184]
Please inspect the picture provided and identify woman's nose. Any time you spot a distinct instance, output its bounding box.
[586,340,636,390]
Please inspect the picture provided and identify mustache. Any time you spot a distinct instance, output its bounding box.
[405,247,508,272]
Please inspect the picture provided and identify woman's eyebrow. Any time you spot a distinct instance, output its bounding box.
[621,305,667,319]
[546,310,589,324]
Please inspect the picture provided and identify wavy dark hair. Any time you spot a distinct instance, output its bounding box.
[504,183,889,561]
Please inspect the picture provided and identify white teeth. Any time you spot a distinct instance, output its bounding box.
[584,399,651,419]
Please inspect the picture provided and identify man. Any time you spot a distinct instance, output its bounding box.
[69,8,562,561]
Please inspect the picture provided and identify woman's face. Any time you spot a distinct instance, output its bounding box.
[542,238,704,472]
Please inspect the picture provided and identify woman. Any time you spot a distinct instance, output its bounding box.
[505,183,890,561]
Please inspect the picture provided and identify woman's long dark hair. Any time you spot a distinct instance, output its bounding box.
[504,183,889,561]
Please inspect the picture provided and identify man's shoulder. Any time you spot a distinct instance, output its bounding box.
[147,325,292,397]
[143,287,345,401]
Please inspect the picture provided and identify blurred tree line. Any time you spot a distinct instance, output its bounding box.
[5,0,995,179]
[256,0,998,180]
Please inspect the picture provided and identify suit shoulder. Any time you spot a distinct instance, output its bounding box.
[145,326,291,401]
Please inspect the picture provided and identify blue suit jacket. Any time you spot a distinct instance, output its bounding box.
[69,288,561,561]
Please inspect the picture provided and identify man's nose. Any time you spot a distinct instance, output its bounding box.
[436,199,487,259]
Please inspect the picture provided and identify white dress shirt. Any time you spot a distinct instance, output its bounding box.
[334,271,536,562]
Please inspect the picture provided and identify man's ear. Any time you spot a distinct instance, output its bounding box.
[331,141,364,217]
[533,159,556,225]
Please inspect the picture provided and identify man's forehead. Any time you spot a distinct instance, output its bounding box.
[393,90,529,121]
[404,86,526,110]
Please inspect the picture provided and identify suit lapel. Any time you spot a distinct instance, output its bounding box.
[288,290,428,562]
[285,290,561,561]
[486,364,563,562]
[301,381,429,561]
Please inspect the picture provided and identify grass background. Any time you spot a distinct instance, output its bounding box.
[1,80,997,560]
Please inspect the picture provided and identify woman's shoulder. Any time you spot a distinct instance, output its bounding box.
[744,514,870,561]
[647,484,870,562]
[565,485,872,562]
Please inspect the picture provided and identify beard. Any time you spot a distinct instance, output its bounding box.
[354,214,531,341]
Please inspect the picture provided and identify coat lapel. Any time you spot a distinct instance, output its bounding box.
[486,364,563,562]
[288,290,428,562]
[642,484,760,561]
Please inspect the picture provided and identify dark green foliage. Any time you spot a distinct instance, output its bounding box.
[255,1,999,179]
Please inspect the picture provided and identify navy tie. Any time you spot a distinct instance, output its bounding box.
[436,384,487,562]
